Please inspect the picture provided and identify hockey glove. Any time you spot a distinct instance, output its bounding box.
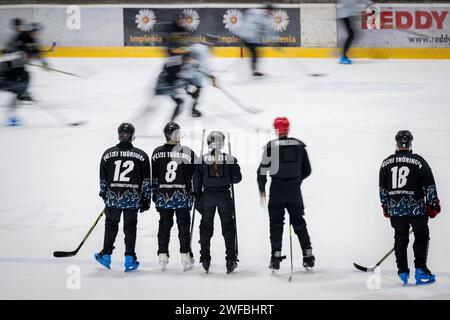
[140,200,150,213]
[382,205,389,218]
[427,199,441,219]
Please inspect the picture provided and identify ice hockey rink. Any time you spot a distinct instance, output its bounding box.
[0,57,449,299]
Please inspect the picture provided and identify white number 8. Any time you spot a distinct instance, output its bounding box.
[165,161,178,182]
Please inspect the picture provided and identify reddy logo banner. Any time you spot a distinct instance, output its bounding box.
[338,4,450,48]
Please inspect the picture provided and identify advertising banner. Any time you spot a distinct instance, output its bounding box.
[123,7,300,47]
[337,4,450,48]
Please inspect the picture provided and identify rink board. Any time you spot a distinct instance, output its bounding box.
[43,46,450,59]
[0,3,450,58]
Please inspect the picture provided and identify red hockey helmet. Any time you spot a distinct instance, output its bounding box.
[274,117,289,136]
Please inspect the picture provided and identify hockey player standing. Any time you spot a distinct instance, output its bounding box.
[379,130,441,285]
[151,122,197,271]
[257,117,315,271]
[239,4,275,76]
[95,123,151,272]
[193,131,242,274]
[337,0,373,64]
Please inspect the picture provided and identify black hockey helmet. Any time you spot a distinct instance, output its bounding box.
[164,122,181,142]
[395,130,413,149]
[118,123,135,142]
[207,131,225,150]
[11,18,23,28]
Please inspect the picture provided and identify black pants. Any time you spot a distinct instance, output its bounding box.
[199,196,236,262]
[244,41,259,72]
[390,216,430,274]
[268,195,311,255]
[158,208,191,255]
[102,207,138,258]
[170,96,183,121]
[341,17,356,58]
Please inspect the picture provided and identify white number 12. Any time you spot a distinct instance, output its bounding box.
[113,160,134,182]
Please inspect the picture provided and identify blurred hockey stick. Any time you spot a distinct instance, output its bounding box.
[53,209,105,258]
[41,42,57,53]
[353,229,413,272]
[217,86,263,114]
[276,46,327,77]
[35,101,87,126]
[26,62,83,78]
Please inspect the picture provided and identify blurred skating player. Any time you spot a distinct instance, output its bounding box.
[257,117,315,271]
[337,0,373,64]
[151,122,197,271]
[239,3,275,76]
[0,50,29,126]
[155,52,190,121]
[184,40,219,117]
[11,22,50,102]
[6,18,25,48]
[379,130,441,285]
[160,14,189,57]
[193,131,242,273]
[95,123,151,272]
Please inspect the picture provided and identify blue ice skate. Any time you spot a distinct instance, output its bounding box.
[399,272,409,285]
[124,255,139,272]
[6,116,21,126]
[95,253,111,270]
[339,56,353,65]
[415,268,436,285]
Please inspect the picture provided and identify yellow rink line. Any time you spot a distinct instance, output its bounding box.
[43,46,450,59]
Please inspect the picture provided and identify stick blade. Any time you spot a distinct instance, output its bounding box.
[53,251,76,258]
[353,262,375,273]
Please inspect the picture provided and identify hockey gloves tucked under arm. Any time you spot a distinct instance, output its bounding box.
[382,205,389,218]
[427,199,441,219]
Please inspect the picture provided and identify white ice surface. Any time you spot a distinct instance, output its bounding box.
[0,57,449,300]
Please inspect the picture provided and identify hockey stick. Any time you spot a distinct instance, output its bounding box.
[218,86,262,114]
[227,132,239,260]
[53,209,105,258]
[35,102,87,126]
[189,129,206,258]
[26,62,82,78]
[41,42,57,53]
[288,218,294,282]
[353,229,414,272]
[277,46,326,77]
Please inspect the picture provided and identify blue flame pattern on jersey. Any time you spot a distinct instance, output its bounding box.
[155,190,193,210]
[105,189,142,209]
[380,188,426,217]
[425,185,438,206]
[142,179,152,201]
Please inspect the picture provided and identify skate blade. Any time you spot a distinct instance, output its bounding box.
[304,267,314,273]
[160,264,167,272]
[415,279,436,286]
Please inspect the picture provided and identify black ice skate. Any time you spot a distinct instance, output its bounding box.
[201,259,210,273]
[253,71,264,77]
[191,108,202,117]
[269,251,286,271]
[226,260,237,274]
[302,249,315,271]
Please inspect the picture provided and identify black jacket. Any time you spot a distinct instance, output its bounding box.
[379,150,438,216]
[99,141,151,209]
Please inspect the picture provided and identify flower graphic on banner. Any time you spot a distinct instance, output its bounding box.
[223,9,243,34]
[271,9,290,32]
[183,9,200,32]
[135,9,156,32]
